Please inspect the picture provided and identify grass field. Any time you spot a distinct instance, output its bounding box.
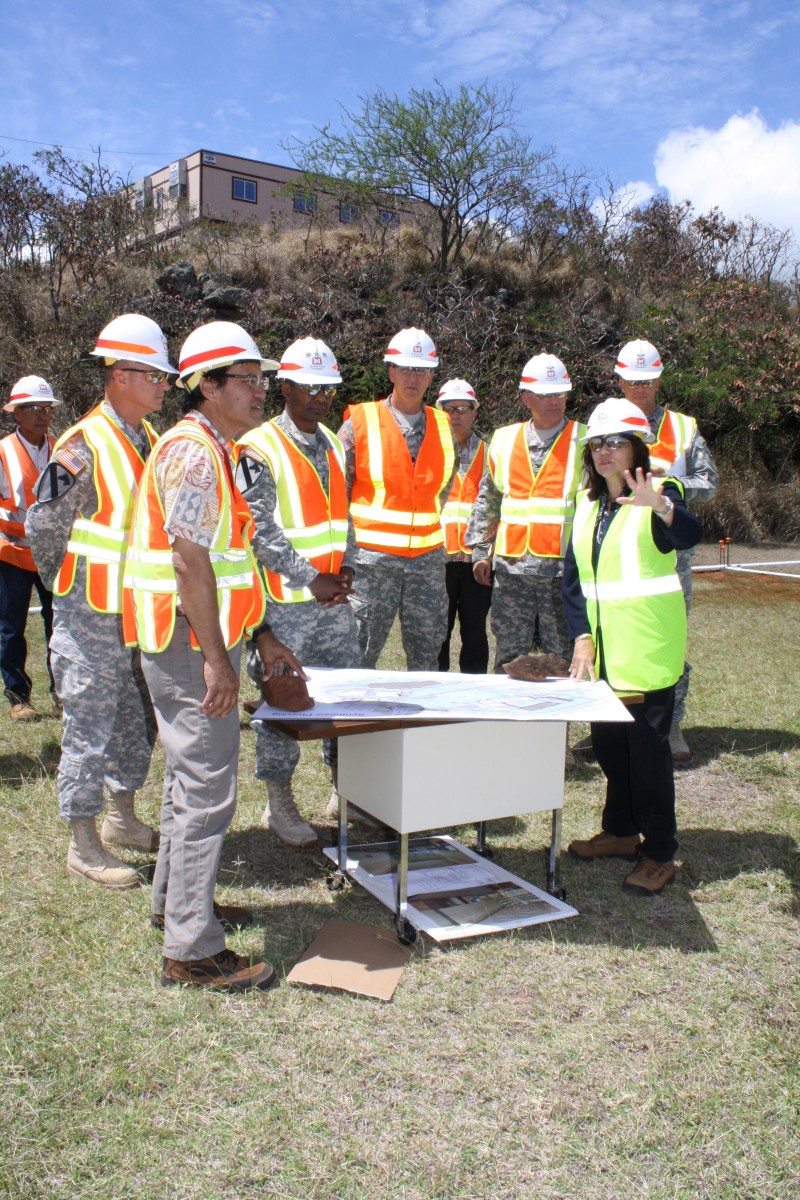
[1,555,798,1200]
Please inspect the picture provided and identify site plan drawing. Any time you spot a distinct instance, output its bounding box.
[253,666,632,724]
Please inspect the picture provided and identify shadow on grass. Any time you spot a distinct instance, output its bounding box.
[683,725,800,767]
[0,738,61,784]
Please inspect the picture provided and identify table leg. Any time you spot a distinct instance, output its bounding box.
[394,833,416,943]
[547,808,565,898]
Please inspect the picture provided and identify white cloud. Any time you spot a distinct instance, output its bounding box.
[655,111,800,233]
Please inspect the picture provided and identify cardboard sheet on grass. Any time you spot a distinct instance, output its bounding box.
[287,918,411,1001]
[323,836,577,942]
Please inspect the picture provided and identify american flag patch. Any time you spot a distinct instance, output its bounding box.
[54,447,86,476]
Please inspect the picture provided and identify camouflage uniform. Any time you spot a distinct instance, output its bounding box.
[647,406,718,722]
[438,431,492,674]
[338,400,457,671]
[237,410,358,781]
[466,418,575,672]
[25,402,157,819]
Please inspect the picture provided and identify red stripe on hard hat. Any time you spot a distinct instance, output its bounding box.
[279,361,303,371]
[96,339,158,356]
[181,344,248,370]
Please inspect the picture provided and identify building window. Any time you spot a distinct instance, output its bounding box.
[378,209,400,227]
[232,177,257,203]
[339,202,360,224]
[293,193,316,214]
[154,190,164,214]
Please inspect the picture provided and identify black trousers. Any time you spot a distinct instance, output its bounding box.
[437,561,492,675]
[591,684,678,863]
[0,560,55,704]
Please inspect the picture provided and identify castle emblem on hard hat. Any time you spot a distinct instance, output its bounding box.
[413,342,422,355]
[312,353,322,367]
[546,365,556,380]
[38,381,48,393]
[636,352,646,368]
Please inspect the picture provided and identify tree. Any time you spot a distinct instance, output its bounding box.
[286,81,558,273]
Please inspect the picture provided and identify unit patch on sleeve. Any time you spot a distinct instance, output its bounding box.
[35,449,86,502]
[235,453,265,495]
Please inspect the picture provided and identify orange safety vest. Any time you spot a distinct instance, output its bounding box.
[348,401,455,557]
[648,410,697,475]
[490,420,584,559]
[122,415,265,653]
[440,440,486,555]
[0,432,54,571]
[236,420,349,604]
[52,406,157,613]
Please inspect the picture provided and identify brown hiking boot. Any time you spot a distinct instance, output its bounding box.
[10,700,36,721]
[161,948,276,992]
[151,903,254,934]
[623,857,676,896]
[568,831,641,861]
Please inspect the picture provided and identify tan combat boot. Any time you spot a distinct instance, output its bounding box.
[101,792,160,852]
[324,767,381,829]
[669,722,692,767]
[262,780,319,848]
[10,700,36,721]
[67,817,143,889]
[622,857,676,896]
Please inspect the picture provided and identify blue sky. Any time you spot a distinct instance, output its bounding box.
[2,0,799,233]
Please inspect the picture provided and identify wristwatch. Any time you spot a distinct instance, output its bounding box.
[655,496,674,520]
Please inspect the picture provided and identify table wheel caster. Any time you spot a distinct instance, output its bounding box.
[326,871,347,892]
[474,844,494,860]
[394,917,417,945]
[547,886,567,901]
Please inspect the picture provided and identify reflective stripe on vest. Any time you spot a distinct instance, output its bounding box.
[52,407,156,613]
[440,440,485,555]
[122,417,265,653]
[0,432,53,571]
[490,420,584,559]
[349,402,455,556]
[236,420,349,603]
[571,480,686,692]
[649,410,696,475]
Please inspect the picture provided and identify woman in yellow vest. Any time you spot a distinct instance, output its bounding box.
[562,398,702,896]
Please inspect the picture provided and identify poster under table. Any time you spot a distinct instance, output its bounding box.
[323,835,577,942]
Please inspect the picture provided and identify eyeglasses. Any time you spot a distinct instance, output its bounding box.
[118,368,172,385]
[443,403,475,414]
[293,384,337,398]
[17,404,53,414]
[224,372,271,391]
[588,435,634,451]
[393,366,433,376]
[623,379,657,388]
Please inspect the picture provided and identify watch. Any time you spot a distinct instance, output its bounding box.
[655,496,674,520]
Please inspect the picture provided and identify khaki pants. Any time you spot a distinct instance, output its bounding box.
[143,616,242,962]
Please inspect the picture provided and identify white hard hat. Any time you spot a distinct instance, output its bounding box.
[177,321,279,390]
[614,339,663,380]
[436,378,479,408]
[4,375,61,413]
[91,313,177,374]
[519,353,571,394]
[277,337,342,386]
[384,327,439,369]
[582,397,655,443]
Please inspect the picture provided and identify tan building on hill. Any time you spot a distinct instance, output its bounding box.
[134,149,405,242]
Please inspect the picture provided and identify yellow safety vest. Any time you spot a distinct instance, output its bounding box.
[571,482,686,692]
[236,421,349,603]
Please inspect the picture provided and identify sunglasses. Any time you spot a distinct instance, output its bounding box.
[443,403,475,414]
[623,379,657,388]
[118,368,172,385]
[293,384,337,398]
[588,435,635,451]
[16,404,54,414]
